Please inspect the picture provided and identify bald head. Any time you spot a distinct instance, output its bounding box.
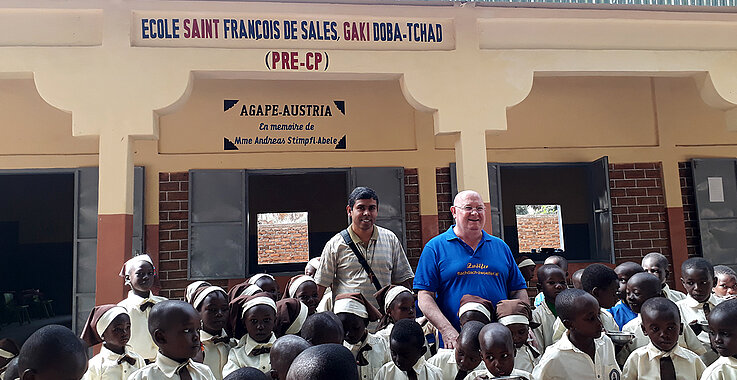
[286,344,358,380]
[270,335,312,380]
[148,300,199,335]
[478,323,514,352]
[457,321,485,351]
[454,190,482,206]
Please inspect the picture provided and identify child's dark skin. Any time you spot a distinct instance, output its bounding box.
[454,332,482,373]
[538,267,567,307]
[127,261,155,298]
[562,294,602,362]
[199,291,229,336]
[244,305,276,343]
[255,278,279,300]
[337,313,368,345]
[641,308,681,352]
[390,337,426,372]
[708,308,737,359]
[102,313,131,355]
[592,278,619,310]
[478,324,516,377]
[615,263,644,301]
[681,267,714,304]
[506,323,529,349]
[21,352,88,380]
[387,292,416,322]
[153,306,202,362]
[294,281,319,316]
[626,273,662,314]
[520,266,536,283]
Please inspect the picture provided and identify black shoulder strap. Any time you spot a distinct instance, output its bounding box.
[340,229,382,291]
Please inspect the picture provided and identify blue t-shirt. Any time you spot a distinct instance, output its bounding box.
[608,300,637,329]
[413,226,527,331]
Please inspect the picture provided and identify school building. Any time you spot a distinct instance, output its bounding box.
[2,0,737,334]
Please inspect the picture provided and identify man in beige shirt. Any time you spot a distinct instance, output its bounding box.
[315,186,414,310]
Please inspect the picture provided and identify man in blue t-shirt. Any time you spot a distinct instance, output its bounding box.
[414,190,528,349]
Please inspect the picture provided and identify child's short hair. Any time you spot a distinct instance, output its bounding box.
[458,320,485,350]
[555,289,592,321]
[628,272,662,293]
[224,367,271,380]
[642,252,669,268]
[640,297,680,321]
[17,325,87,375]
[714,265,737,279]
[537,264,565,283]
[147,300,196,335]
[709,298,737,322]
[681,257,714,277]
[390,318,425,348]
[581,264,618,293]
[285,344,358,380]
[301,311,344,345]
[615,261,644,274]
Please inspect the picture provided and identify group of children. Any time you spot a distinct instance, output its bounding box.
[4,251,737,380]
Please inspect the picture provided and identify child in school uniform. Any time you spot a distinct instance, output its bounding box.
[463,323,532,380]
[532,289,621,380]
[186,282,234,380]
[552,264,620,342]
[80,305,145,380]
[713,265,737,300]
[608,262,644,329]
[677,257,722,365]
[702,298,737,380]
[533,256,569,307]
[129,300,215,380]
[374,319,443,380]
[374,285,435,359]
[428,321,486,380]
[496,299,540,373]
[334,293,389,380]
[619,273,705,365]
[117,254,167,362]
[516,256,536,284]
[282,275,319,315]
[0,339,19,379]
[622,297,705,380]
[17,325,89,380]
[457,295,495,326]
[274,298,309,337]
[532,264,568,353]
[642,252,687,303]
[223,293,277,376]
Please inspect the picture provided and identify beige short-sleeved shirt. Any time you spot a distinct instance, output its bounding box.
[374,357,443,380]
[346,332,391,380]
[663,284,687,303]
[117,291,168,360]
[677,295,722,365]
[531,332,620,380]
[463,368,532,380]
[427,348,486,380]
[82,346,145,380]
[200,329,236,380]
[515,343,540,373]
[222,334,275,377]
[315,225,414,309]
[701,356,737,380]
[621,342,705,380]
[531,300,557,354]
[128,354,215,380]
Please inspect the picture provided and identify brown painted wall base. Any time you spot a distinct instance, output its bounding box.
[421,215,439,245]
[96,214,133,304]
[667,206,689,292]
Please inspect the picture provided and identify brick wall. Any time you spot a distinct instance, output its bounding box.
[516,214,561,252]
[436,167,453,232]
[404,168,422,267]
[257,223,309,264]
[158,169,422,297]
[678,161,702,257]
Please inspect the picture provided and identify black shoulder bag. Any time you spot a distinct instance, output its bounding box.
[340,229,382,291]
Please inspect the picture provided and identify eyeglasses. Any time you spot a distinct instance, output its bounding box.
[455,205,485,213]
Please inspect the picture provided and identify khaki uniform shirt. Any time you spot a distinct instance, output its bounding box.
[315,225,414,309]
[200,329,235,380]
[128,354,215,380]
[552,308,620,342]
[118,291,168,360]
[427,348,486,380]
[531,300,557,353]
[701,356,737,380]
[531,332,620,380]
[677,294,722,365]
[463,368,531,380]
[346,333,391,380]
[374,357,443,380]
[514,344,540,374]
[222,334,275,377]
[82,346,146,380]
[622,342,705,380]
[663,284,687,303]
